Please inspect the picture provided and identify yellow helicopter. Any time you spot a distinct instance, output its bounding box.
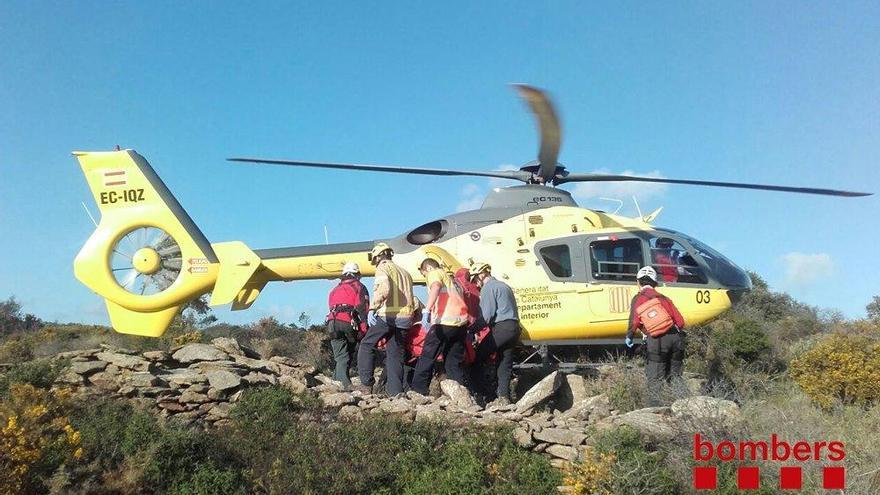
[73,86,870,344]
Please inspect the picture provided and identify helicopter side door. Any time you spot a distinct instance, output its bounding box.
[519,237,592,342]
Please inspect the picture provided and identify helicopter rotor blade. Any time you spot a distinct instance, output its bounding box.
[227,157,532,183]
[513,84,561,183]
[556,173,872,197]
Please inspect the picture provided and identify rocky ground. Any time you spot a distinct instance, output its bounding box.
[53,337,742,470]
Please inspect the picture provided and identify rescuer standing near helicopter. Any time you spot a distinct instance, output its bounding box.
[626,266,686,404]
[325,262,369,389]
[410,258,470,394]
[469,262,520,405]
[356,243,416,396]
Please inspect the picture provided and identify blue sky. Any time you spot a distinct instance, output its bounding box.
[1,2,877,325]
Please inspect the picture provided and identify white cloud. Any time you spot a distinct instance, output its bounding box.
[456,182,485,212]
[781,252,834,288]
[569,168,668,203]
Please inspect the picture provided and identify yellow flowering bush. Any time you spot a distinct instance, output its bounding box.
[172,330,204,347]
[789,333,880,409]
[563,447,616,495]
[0,384,82,495]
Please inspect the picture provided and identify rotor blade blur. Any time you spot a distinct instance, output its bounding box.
[227,158,532,182]
[513,84,561,182]
[556,173,872,197]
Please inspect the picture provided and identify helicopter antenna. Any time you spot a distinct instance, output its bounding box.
[598,197,624,214]
[324,225,329,245]
[81,201,98,227]
[632,196,644,219]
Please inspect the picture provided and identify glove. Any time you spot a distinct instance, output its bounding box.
[624,337,634,348]
[420,311,430,328]
[367,311,378,327]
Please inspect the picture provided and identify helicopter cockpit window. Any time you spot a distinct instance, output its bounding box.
[539,244,572,278]
[650,236,707,284]
[590,238,643,281]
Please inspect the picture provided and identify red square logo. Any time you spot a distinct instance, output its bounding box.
[693,466,717,490]
[737,466,760,490]
[780,466,802,490]
[823,466,846,489]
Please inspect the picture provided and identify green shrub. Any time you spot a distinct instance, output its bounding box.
[593,426,680,495]
[229,386,319,439]
[69,398,161,466]
[140,428,245,494]
[0,337,34,364]
[714,319,772,364]
[789,333,880,408]
[0,359,66,397]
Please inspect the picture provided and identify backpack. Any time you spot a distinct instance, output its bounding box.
[635,295,674,337]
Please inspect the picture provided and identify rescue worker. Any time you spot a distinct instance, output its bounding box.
[652,237,679,283]
[625,266,686,404]
[325,262,369,389]
[356,242,416,396]
[411,259,470,394]
[469,262,520,405]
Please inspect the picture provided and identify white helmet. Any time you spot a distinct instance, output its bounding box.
[636,266,657,282]
[342,262,361,276]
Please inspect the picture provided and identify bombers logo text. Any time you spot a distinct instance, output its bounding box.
[692,434,846,491]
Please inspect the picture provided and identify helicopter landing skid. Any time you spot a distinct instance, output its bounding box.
[514,340,631,373]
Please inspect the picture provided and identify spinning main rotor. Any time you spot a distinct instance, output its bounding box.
[230,85,870,198]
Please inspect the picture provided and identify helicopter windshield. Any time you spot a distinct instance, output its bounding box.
[679,235,752,289]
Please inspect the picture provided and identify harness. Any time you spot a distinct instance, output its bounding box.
[328,303,362,343]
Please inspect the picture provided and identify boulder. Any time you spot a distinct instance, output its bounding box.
[205,370,242,391]
[88,371,121,391]
[440,379,476,409]
[671,396,742,432]
[243,372,277,386]
[57,371,85,385]
[188,361,246,374]
[513,427,536,449]
[143,350,171,361]
[557,394,612,423]
[545,444,579,461]
[230,355,274,373]
[179,389,211,404]
[406,391,432,406]
[206,402,232,419]
[557,373,590,411]
[211,337,244,356]
[533,427,587,447]
[516,371,562,414]
[321,392,357,408]
[595,407,676,443]
[172,344,229,364]
[125,372,164,388]
[163,369,209,386]
[338,405,364,421]
[69,360,106,376]
[157,399,187,412]
[96,352,151,371]
[278,375,308,394]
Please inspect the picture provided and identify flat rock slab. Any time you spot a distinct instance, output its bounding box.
[96,352,152,371]
[516,371,562,414]
[206,370,242,391]
[163,369,209,386]
[533,427,587,447]
[545,444,579,461]
[211,337,244,356]
[143,350,171,361]
[321,392,357,408]
[70,360,107,375]
[126,372,164,388]
[172,344,229,364]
